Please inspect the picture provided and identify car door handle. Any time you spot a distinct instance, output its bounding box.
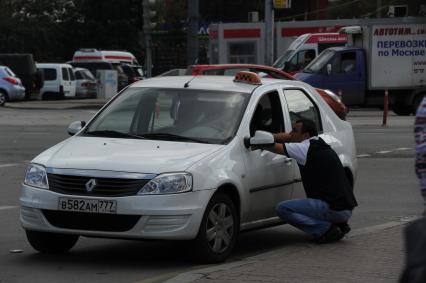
[284,157,293,165]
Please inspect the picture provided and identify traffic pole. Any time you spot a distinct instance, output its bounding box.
[382,89,388,126]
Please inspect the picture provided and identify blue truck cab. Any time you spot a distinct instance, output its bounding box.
[295,47,367,106]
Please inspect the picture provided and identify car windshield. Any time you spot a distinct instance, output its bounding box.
[303,49,336,73]
[76,69,95,80]
[272,50,294,69]
[84,87,250,144]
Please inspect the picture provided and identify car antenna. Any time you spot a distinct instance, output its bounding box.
[184,76,197,88]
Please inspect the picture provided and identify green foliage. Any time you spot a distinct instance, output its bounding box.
[0,0,145,62]
[328,0,423,19]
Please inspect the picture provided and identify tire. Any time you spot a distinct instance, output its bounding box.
[0,91,6,106]
[193,193,239,263]
[25,230,79,254]
[412,93,425,114]
[392,104,412,116]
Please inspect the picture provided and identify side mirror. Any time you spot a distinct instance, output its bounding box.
[68,121,86,136]
[326,64,332,75]
[244,130,274,149]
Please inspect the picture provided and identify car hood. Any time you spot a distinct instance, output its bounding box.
[32,136,223,174]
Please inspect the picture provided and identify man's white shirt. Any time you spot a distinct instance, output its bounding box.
[285,137,319,166]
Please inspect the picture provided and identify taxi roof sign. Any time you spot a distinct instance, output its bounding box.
[233,71,262,85]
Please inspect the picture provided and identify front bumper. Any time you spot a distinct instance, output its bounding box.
[20,184,212,240]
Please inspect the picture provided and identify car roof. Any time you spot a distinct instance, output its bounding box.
[36,63,73,68]
[74,67,91,72]
[129,75,308,93]
[192,64,286,72]
[190,64,295,80]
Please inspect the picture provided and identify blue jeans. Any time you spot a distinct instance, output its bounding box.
[276,198,352,238]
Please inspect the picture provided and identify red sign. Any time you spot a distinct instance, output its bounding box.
[224,29,261,38]
[281,26,343,37]
[305,34,348,44]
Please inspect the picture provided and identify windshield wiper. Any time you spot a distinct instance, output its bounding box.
[85,130,144,139]
[302,68,313,73]
[141,133,210,144]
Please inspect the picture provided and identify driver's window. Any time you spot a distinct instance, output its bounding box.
[250,91,285,136]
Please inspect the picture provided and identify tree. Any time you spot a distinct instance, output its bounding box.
[328,0,424,19]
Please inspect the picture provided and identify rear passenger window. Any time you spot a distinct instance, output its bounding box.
[42,68,57,81]
[75,71,83,80]
[62,68,69,80]
[283,89,322,132]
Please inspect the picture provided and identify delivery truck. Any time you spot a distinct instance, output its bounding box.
[294,18,426,115]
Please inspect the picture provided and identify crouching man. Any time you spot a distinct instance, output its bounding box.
[255,119,357,244]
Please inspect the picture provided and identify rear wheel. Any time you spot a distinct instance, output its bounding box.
[0,90,6,106]
[26,230,79,254]
[194,193,239,263]
[392,103,412,116]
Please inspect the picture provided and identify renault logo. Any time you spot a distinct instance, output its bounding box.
[85,179,97,193]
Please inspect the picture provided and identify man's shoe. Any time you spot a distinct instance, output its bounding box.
[337,222,351,235]
[314,224,344,244]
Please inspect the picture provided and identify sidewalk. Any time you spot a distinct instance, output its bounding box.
[165,220,412,283]
[4,98,108,110]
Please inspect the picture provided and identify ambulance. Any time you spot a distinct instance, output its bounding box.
[72,49,139,65]
[273,33,348,75]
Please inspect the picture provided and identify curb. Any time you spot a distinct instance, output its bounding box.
[4,105,104,110]
[4,100,107,110]
[162,216,420,283]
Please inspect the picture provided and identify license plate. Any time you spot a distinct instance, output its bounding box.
[58,198,117,214]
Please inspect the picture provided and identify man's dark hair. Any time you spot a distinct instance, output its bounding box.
[296,119,318,137]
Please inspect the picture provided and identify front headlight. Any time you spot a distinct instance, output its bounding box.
[324,89,342,103]
[24,163,49,189]
[138,173,192,195]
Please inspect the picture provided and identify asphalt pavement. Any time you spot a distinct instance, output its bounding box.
[164,219,416,283]
[2,98,423,283]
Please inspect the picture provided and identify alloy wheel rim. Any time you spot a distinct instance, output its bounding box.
[0,93,5,105]
[206,202,234,253]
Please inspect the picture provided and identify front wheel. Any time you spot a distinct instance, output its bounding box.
[26,230,79,254]
[412,93,425,114]
[193,193,239,263]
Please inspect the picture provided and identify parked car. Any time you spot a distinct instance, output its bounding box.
[74,68,97,98]
[20,72,357,262]
[68,61,128,91]
[186,64,348,120]
[0,54,43,100]
[0,66,26,106]
[37,63,76,100]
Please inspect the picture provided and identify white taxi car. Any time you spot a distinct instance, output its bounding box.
[20,72,357,262]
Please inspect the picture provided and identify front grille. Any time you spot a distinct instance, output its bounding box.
[42,210,141,232]
[47,173,150,197]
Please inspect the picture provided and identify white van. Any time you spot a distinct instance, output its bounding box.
[273,33,348,75]
[73,49,139,65]
[37,63,76,99]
